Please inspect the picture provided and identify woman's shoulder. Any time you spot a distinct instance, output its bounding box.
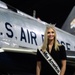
[58,44,65,51]
[59,44,65,48]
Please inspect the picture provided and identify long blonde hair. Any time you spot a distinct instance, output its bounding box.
[41,24,61,51]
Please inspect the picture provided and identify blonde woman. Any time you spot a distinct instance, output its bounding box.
[36,24,66,75]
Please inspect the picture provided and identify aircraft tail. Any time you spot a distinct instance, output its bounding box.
[61,6,75,36]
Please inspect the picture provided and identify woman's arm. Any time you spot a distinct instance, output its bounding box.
[36,61,41,75]
[60,60,66,75]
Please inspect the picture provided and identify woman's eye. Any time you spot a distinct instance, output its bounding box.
[47,32,50,34]
[47,32,54,34]
[52,31,54,33]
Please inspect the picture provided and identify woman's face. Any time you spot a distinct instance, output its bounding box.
[47,28,55,41]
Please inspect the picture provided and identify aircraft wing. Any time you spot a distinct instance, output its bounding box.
[0,47,37,55]
[66,50,75,66]
[0,47,75,66]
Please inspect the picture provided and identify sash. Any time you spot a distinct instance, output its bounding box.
[38,49,60,75]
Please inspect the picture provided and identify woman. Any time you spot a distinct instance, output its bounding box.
[36,24,66,75]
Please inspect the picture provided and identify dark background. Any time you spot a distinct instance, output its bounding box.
[1,0,75,28]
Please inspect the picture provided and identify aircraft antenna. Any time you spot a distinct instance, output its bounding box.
[33,10,36,18]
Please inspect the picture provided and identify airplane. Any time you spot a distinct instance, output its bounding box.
[0,0,75,75]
